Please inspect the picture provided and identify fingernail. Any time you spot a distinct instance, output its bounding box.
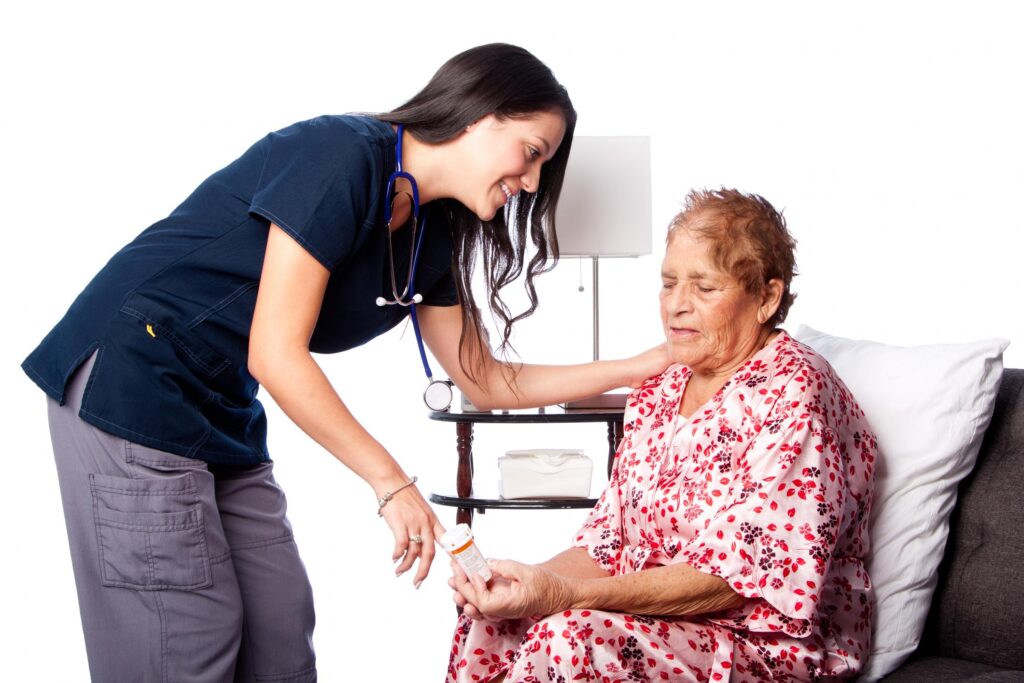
[414,580,423,590]
[396,570,404,578]
[393,557,401,564]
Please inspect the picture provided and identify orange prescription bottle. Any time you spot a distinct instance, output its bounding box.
[441,523,492,582]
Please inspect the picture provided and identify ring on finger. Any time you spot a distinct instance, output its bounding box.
[410,534,423,544]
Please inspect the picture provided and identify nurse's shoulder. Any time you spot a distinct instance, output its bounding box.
[263,114,393,159]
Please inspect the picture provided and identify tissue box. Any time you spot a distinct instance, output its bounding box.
[498,449,593,499]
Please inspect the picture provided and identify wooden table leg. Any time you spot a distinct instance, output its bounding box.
[456,421,475,527]
[606,419,624,478]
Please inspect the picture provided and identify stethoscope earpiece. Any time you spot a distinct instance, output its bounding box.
[375,294,422,307]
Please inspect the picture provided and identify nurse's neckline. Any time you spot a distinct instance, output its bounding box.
[387,124,418,232]
[387,123,451,209]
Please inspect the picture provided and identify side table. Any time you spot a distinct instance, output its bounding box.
[427,408,624,527]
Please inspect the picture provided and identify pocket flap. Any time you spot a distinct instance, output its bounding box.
[119,292,230,377]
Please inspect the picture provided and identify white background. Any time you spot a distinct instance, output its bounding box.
[2,1,1021,680]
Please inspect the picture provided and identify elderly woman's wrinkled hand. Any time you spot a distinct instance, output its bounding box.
[449,559,572,621]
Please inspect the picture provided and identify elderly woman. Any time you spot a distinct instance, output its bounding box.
[446,189,876,682]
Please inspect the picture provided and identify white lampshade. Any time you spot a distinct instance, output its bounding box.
[553,136,652,258]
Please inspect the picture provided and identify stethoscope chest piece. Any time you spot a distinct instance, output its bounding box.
[423,378,454,412]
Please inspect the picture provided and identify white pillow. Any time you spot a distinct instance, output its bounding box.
[793,326,1008,681]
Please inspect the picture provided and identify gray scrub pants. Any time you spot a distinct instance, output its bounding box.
[48,353,317,682]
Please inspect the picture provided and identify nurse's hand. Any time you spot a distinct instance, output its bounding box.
[624,342,673,388]
[377,481,446,588]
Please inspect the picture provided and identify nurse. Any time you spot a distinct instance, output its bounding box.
[22,43,668,681]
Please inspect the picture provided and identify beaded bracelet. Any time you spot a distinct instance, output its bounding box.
[377,476,418,516]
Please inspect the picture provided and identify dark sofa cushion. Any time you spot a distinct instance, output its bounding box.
[914,369,1024,671]
[881,656,1024,682]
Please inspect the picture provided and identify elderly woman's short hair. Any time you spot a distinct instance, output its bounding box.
[668,189,798,327]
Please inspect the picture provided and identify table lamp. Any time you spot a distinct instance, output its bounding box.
[554,135,653,408]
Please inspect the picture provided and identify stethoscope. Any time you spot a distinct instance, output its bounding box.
[375,124,454,412]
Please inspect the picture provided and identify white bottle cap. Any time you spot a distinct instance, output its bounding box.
[440,523,473,553]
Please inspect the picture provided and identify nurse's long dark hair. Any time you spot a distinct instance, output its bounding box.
[377,43,577,387]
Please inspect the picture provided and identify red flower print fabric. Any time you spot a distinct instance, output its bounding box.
[446,332,876,682]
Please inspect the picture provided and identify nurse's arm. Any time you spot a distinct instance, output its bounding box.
[415,304,670,411]
[248,224,442,582]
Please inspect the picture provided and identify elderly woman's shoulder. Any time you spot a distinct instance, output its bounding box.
[774,331,865,414]
[625,364,687,411]
[640,363,688,392]
[779,332,833,374]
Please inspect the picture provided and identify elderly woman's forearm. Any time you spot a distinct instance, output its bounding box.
[565,562,744,618]
[538,548,611,579]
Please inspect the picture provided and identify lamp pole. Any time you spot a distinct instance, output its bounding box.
[592,256,600,362]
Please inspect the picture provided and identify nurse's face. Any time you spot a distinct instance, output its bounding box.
[454,111,566,221]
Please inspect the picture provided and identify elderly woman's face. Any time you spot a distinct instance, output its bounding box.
[660,229,772,375]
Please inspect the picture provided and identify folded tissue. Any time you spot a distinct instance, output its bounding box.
[498,449,593,499]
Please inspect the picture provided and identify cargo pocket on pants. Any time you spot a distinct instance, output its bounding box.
[90,472,213,590]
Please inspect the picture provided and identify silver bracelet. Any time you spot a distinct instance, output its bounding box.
[377,476,418,517]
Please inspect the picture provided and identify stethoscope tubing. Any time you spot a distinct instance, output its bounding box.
[407,211,434,381]
[380,124,440,389]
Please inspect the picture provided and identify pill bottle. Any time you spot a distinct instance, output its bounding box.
[441,523,492,582]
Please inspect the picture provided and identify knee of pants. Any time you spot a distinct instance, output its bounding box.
[163,569,247,653]
[233,541,317,671]
[259,561,315,638]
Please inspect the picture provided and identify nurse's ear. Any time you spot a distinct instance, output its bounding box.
[463,115,498,135]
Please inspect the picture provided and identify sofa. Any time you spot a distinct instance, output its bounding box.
[881,368,1024,681]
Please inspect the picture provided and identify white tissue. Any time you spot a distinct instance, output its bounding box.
[498,449,593,499]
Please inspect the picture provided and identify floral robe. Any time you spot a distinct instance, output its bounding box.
[447,332,876,682]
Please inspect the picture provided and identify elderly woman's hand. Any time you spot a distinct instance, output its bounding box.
[449,559,573,621]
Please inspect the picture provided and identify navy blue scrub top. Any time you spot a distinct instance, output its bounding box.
[23,115,458,465]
